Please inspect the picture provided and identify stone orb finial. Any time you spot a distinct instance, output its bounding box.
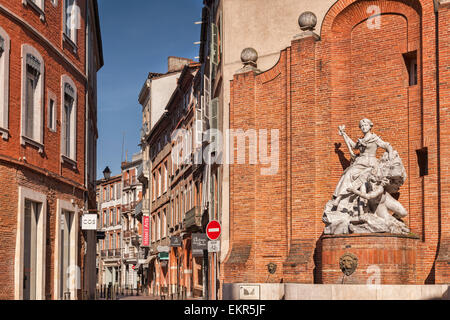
[298,11,317,31]
[240,47,258,67]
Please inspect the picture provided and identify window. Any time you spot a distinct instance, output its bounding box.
[47,94,56,131]
[64,0,79,44]
[58,209,74,300]
[152,172,156,201]
[151,215,156,242]
[162,208,166,238]
[112,208,116,226]
[116,183,121,199]
[61,76,77,161]
[157,212,160,240]
[16,187,47,300]
[158,167,162,197]
[403,51,418,86]
[164,161,168,193]
[0,27,10,140]
[21,45,44,152]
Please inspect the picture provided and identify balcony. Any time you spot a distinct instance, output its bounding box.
[123,251,136,260]
[101,248,122,259]
[183,206,202,231]
[137,163,149,184]
[122,201,137,213]
[133,200,143,217]
[123,177,138,189]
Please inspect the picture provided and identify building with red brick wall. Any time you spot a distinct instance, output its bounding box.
[222,0,450,298]
[0,0,103,299]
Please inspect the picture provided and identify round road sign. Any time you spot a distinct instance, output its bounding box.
[206,220,221,240]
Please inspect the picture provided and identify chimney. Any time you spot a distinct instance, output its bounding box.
[168,56,193,73]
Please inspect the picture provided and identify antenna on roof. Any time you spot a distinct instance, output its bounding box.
[121,131,125,163]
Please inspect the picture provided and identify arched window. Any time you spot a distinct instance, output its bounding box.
[0,27,10,140]
[61,75,77,162]
[21,44,44,153]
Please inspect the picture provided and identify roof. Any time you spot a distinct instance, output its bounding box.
[93,0,104,69]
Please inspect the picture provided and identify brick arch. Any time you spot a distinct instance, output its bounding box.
[319,0,425,239]
[320,0,424,39]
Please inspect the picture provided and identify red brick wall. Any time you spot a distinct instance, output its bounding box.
[223,0,449,285]
[0,162,85,300]
[0,1,87,186]
[436,2,450,283]
[0,1,89,299]
[321,234,419,284]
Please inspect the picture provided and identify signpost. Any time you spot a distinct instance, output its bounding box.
[206,220,221,240]
[81,214,97,230]
[192,233,208,257]
[208,240,220,253]
[170,236,182,247]
[206,221,221,300]
[142,216,150,247]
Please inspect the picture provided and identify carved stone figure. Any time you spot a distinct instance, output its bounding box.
[339,253,358,276]
[323,119,410,235]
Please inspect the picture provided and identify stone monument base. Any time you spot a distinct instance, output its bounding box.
[320,233,420,284]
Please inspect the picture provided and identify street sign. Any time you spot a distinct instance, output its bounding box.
[170,236,182,247]
[206,220,221,240]
[142,216,150,247]
[81,214,97,230]
[208,240,220,253]
[158,252,169,260]
[157,245,170,253]
[192,233,208,257]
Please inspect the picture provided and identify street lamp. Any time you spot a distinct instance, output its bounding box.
[103,166,111,180]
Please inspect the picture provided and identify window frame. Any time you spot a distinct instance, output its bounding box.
[15,186,47,300]
[20,44,45,153]
[53,199,79,300]
[47,91,57,132]
[60,75,77,164]
[63,0,79,47]
[0,27,10,140]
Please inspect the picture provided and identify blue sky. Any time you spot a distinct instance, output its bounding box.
[96,0,203,179]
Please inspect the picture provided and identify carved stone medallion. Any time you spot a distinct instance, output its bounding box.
[339,253,358,276]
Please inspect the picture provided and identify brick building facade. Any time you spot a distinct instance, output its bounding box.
[222,0,450,292]
[0,0,103,299]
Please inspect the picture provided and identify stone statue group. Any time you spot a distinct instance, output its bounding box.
[323,119,410,235]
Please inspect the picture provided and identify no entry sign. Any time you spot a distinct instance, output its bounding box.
[206,220,221,240]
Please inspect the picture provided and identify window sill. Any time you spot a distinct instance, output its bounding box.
[63,33,78,54]
[61,154,77,169]
[0,127,9,141]
[21,135,44,154]
[22,0,45,22]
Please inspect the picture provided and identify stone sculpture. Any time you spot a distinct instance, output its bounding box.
[339,253,358,276]
[323,119,410,235]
